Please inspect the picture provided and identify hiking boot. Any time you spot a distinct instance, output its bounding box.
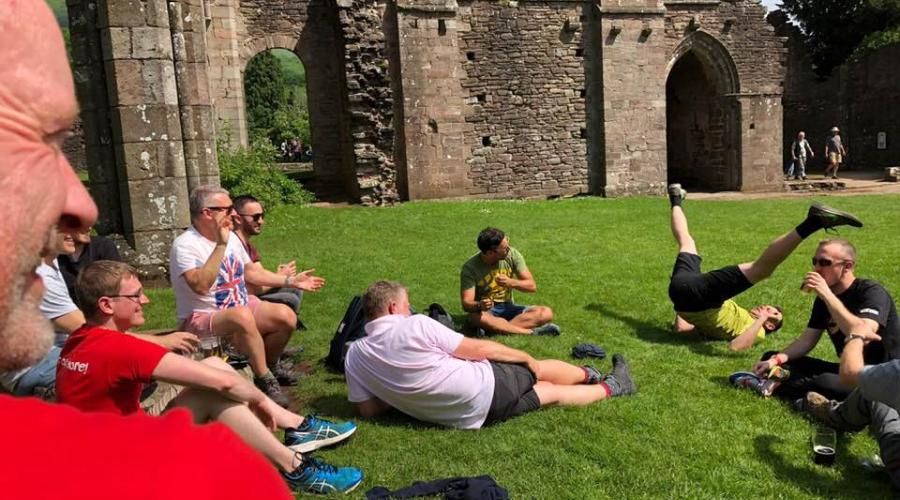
[807,203,863,230]
[285,414,357,453]
[271,359,299,386]
[532,323,560,336]
[282,455,363,495]
[254,372,290,408]
[729,371,766,395]
[581,365,603,385]
[601,354,637,396]
[801,391,835,424]
[281,345,305,361]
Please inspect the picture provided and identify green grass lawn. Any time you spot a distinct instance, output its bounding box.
[140,194,900,498]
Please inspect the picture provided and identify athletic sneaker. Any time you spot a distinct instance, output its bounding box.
[254,372,290,408]
[282,455,363,495]
[800,391,835,424]
[667,183,687,202]
[285,414,357,453]
[532,323,561,336]
[729,371,765,395]
[601,354,637,396]
[807,203,863,230]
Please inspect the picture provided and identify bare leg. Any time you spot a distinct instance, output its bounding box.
[674,314,695,334]
[211,307,268,377]
[670,206,698,255]
[468,311,533,335]
[509,306,553,329]
[533,359,590,385]
[168,388,296,471]
[252,301,295,365]
[737,229,803,284]
[532,381,609,406]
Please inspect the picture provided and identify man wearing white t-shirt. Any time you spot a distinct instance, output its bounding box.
[345,281,637,429]
[170,186,325,406]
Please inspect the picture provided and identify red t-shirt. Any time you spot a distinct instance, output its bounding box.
[0,396,292,499]
[57,325,168,415]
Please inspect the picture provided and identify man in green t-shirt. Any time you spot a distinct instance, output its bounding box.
[460,228,560,336]
[666,183,862,351]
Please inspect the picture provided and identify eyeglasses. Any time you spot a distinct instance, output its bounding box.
[238,212,265,222]
[107,292,144,304]
[812,257,847,267]
[205,205,235,213]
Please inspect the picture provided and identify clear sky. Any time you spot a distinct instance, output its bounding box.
[760,0,779,11]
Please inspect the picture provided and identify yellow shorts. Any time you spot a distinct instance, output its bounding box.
[828,152,842,165]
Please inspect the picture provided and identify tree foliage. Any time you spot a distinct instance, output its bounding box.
[243,50,311,153]
[781,0,900,76]
[217,137,315,207]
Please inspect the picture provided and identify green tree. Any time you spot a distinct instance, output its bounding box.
[244,51,288,144]
[781,0,900,76]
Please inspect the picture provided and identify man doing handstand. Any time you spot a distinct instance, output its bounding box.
[666,183,862,351]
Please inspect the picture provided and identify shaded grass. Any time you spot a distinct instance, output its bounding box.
[141,194,900,498]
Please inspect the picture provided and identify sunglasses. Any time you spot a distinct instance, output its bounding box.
[238,212,265,222]
[205,205,235,213]
[812,257,846,267]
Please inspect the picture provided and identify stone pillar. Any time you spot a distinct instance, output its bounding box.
[336,0,399,205]
[738,94,783,191]
[394,0,472,200]
[169,0,219,190]
[596,0,668,196]
[205,0,248,146]
[97,0,190,275]
[68,0,122,235]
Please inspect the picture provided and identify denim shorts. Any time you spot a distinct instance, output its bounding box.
[489,302,530,321]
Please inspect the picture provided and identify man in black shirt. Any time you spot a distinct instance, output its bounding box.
[753,238,900,402]
[57,228,122,303]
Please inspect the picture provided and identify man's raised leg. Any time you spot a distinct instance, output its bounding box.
[668,184,697,255]
[532,354,636,406]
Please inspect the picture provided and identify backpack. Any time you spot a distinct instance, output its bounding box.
[326,295,367,373]
[426,302,455,331]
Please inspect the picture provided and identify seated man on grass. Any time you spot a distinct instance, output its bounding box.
[666,183,862,351]
[461,227,559,336]
[56,260,362,495]
[346,281,636,429]
[171,186,325,406]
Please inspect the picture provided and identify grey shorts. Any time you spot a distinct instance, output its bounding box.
[484,362,541,425]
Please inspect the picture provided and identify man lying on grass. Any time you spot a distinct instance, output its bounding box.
[346,281,636,429]
[666,183,862,351]
[55,260,362,495]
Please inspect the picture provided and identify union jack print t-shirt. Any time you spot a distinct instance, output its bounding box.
[170,227,252,321]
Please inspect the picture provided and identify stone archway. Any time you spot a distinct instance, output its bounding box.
[666,32,741,191]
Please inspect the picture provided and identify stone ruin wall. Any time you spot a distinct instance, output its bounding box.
[777,17,900,173]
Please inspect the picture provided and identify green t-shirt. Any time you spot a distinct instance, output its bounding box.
[460,247,528,303]
[677,300,764,340]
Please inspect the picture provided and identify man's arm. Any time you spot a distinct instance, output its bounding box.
[803,272,879,340]
[127,331,200,354]
[152,353,266,405]
[461,287,491,313]
[495,268,536,293]
[52,309,86,334]
[839,330,881,388]
[753,327,823,375]
[729,315,768,351]
[355,397,392,419]
[245,265,324,292]
[181,244,228,295]
[452,337,538,374]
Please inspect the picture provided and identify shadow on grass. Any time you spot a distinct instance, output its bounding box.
[752,434,857,497]
[308,394,442,430]
[585,303,727,357]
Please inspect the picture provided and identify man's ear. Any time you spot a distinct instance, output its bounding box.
[97,297,115,316]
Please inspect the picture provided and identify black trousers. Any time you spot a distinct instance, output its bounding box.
[760,350,853,401]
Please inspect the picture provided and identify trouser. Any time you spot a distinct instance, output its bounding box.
[257,287,303,313]
[827,388,900,488]
[761,351,852,401]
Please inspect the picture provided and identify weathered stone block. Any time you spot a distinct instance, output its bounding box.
[179,106,215,141]
[98,0,146,28]
[131,27,173,59]
[885,167,900,182]
[114,141,186,180]
[110,104,183,143]
[100,27,132,60]
[174,62,212,104]
[120,177,190,233]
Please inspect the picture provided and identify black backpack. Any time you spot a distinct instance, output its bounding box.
[326,296,367,373]
[426,303,455,331]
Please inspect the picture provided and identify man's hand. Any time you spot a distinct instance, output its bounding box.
[525,356,541,380]
[290,269,325,292]
[213,212,232,245]
[750,306,772,321]
[479,298,494,311]
[753,358,779,377]
[495,275,514,288]
[276,260,297,277]
[845,330,882,344]
[159,331,200,354]
[801,272,832,298]
[250,398,278,431]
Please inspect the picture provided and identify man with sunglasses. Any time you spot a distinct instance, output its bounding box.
[231,195,307,328]
[751,238,900,402]
[170,186,325,407]
[667,184,862,351]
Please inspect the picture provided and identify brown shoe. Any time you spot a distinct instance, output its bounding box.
[803,391,834,423]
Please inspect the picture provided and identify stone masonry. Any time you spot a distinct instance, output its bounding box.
[68,0,787,270]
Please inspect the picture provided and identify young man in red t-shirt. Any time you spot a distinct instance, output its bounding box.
[57,260,363,495]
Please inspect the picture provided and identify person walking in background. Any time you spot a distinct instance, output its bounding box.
[788,131,814,180]
[825,126,846,179]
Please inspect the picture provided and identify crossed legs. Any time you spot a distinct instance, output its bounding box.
[468,306,554,335]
